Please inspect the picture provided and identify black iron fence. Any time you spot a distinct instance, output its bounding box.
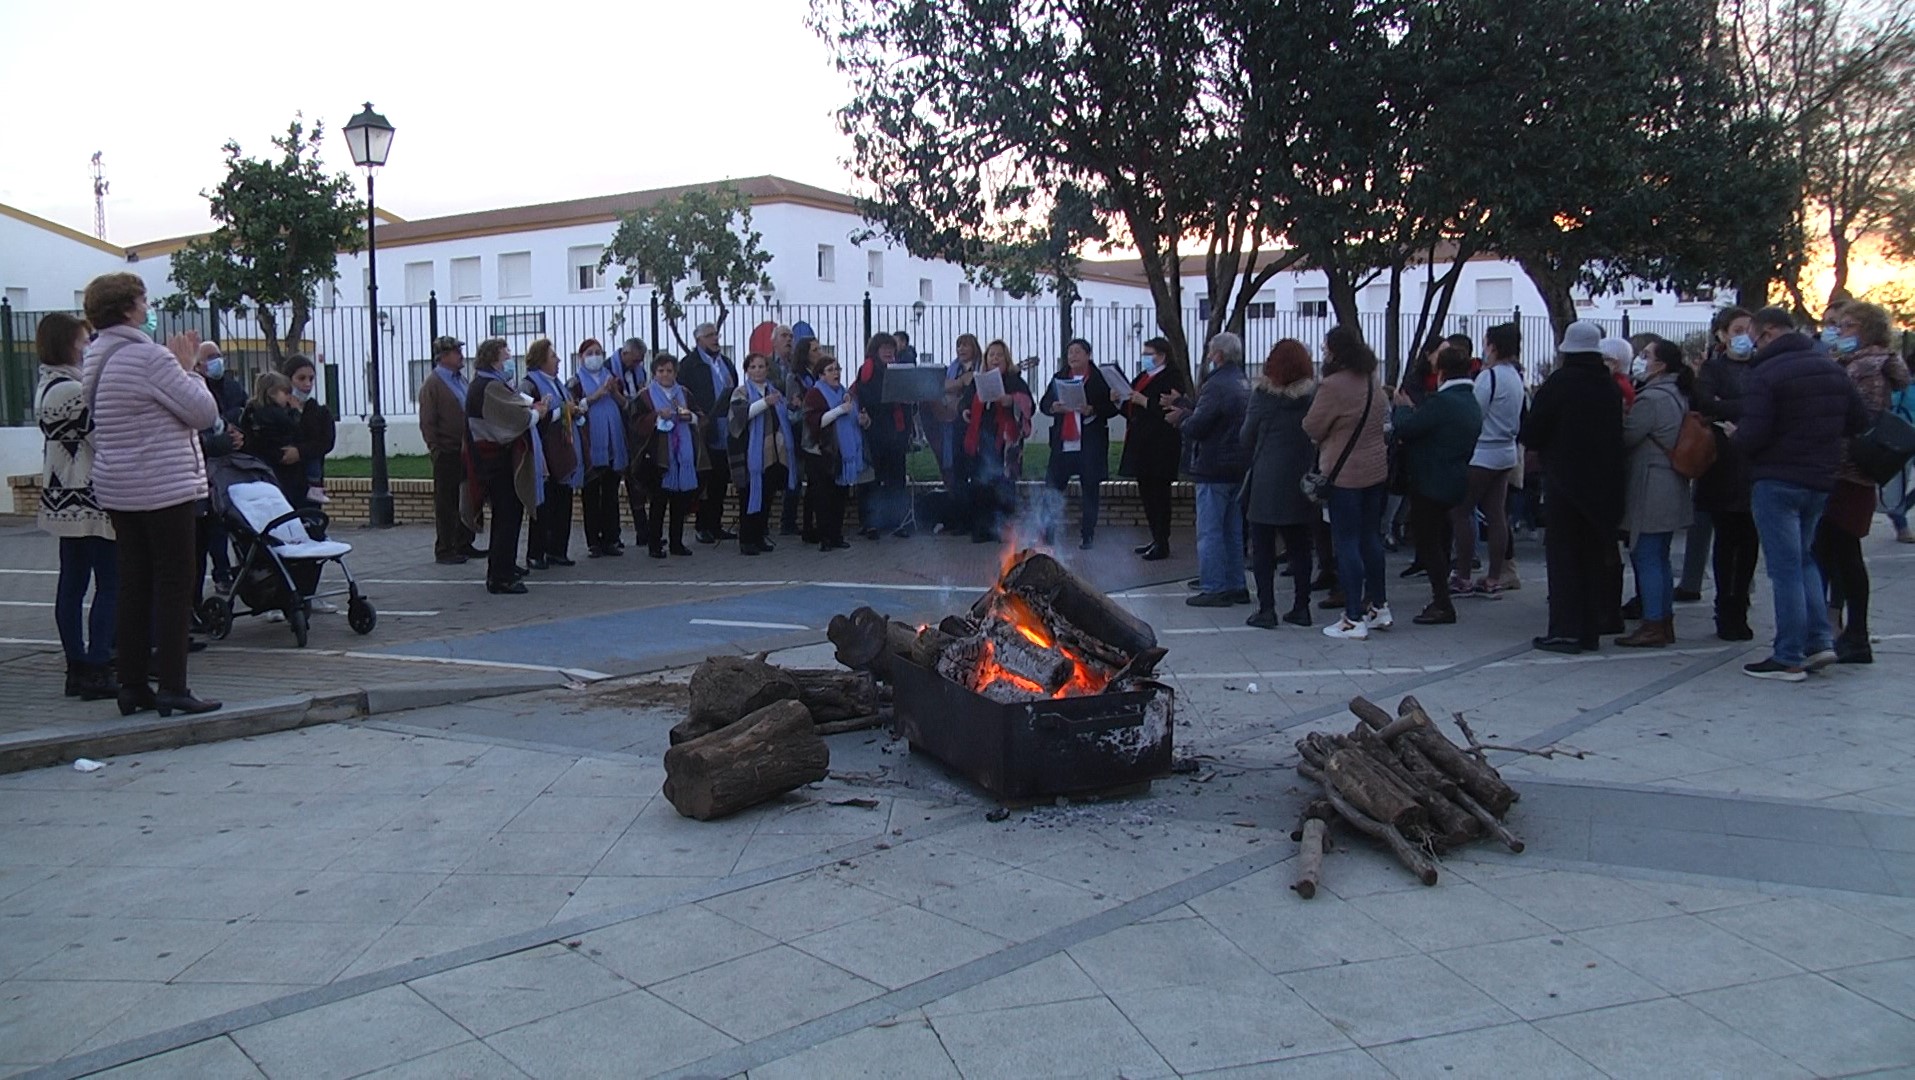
[1,294,1709,426]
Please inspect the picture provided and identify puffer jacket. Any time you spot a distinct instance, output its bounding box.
[80,325,219,512]
[1733,331,1867,493]
[1836,346,1912,485]
[1182,361,1249,483]
[1240,377,1317,526]
[1621,376,1693,539]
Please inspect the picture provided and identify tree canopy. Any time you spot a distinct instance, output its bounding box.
[601,184,774,353]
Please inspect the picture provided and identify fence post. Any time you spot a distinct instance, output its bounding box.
[650,293,661,350]
[1621,310,1632,338]
[428,290,439,345]
[0,298,14,426]
[862,291,873,349]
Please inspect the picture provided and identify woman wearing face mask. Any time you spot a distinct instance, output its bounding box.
[1118,337,1186,561]
[519,339,579,570]
[37,312,120,702]
[568,338,630,558]
[633,354,705,558]
[466,338,545,594]
[729,353,797,555]
[80,273,221,717]
[278,355,336,511]
[805,355,868,551]
[1812,301,1910,664]
[1615,340,1695,648]
[787,339,823,542]
[1692,306,1762,641]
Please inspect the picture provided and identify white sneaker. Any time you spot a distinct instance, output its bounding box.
[306,486,330,505]
[1364,604,1395,631]
[1323,617,1369,640]
[310,598,339,613]
[265,610,285,623]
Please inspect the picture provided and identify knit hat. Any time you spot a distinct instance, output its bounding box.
[1558,321,1604,356]
[1598,336,1634,368]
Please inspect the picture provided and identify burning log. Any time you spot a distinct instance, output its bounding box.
[663,700,829,820]
[1292,695,1526,891]
[981,551,1158,658]
[827,606,945,683]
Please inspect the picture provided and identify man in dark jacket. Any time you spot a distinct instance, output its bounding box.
[1521,321,1625,653]
[1175,332,1251,607]
[1732,306,1870,681]
[1393,346,1484,625]
[678,322,739,544]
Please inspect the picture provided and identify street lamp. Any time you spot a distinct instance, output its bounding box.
[343,102,396,527]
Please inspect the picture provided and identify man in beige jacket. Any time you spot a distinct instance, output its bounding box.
[419,336,479,564]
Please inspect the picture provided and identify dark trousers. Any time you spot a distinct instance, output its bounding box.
[781,461,805,535]
[818,480,851,545]
[1314,518,1336,587]
[1412,494,1456,613]
[1813,521,1869,640]
[431,449,474,559]
[738,465,789,549]
[1250,523,1311,614]
[860,437,908,533]
[623,471,653,548]
[528,481,573,562]
[55,535,117,667]
[648,487,694,551]
[1712,510,1761,627]
[1544,499,1611,645]
[108,502,197,695]
[1046,451,1101,542]
[696,445,732,535]
[480,462,522,586]
[581,469,623,552]
[1138,477,1174,547]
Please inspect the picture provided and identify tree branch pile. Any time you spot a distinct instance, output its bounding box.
[1291,695,1524,895]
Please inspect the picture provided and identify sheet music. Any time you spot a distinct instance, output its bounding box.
[1055,378,1088,412]
[974,367,1006,404]
[1099,365,1131,401]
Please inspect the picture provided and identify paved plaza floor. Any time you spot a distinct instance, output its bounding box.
[2,510,1913,1078]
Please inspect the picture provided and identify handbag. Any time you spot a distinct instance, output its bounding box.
[1302,378,1372,503]
[1645,386,1718,480]
[1850,407,1915,486]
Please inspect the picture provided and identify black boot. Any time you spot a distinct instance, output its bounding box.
[65,663,86,699]
[79,662,119,702]
[1284,596,1313,627]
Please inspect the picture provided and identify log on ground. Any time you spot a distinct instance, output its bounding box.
[688,655,801,729]
[787,669,880,723]
[662,700,830,821]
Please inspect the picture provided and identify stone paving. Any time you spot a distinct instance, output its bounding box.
[2,520,1913,1078]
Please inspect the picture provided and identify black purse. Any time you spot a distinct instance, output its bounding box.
[1850,408,1915,486]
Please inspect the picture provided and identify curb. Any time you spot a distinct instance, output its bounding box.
[0,670,572,775]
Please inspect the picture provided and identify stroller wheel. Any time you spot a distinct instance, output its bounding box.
[198,596,233,640]
[348,597,377,635]
[288,606,309,648]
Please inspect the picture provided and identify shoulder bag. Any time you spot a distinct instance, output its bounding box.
[1646,386,1718,480]
[1302,378,1372,504]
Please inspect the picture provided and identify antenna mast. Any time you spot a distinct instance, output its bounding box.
[90,152,109,239]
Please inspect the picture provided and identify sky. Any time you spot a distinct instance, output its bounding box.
[0,0,861,245]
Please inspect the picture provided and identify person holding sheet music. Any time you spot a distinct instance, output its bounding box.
[786,338,823,542]
[1041,338,1120,549]
[855,332,914,540]
[805,354,868,551]
[932,334,985,490]
[728,352,797,556]
[1118,336,1186,561]
[960,341,1035,543]
[632,353,704,558]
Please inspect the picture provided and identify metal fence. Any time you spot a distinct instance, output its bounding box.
[1,295,1709,426]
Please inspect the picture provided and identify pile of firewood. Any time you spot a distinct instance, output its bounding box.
[661,655,882,821]
[1290,695,1524,897]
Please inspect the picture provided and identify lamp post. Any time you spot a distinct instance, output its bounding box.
[343,102,396,527]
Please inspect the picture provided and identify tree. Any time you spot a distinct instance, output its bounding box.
[601,183,774,354]
[165,117,364,368]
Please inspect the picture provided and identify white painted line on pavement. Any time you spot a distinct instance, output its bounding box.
[0,569,57,576]
[0,600,53,607]
[351,577,977,592]
[1171,647,1733,680]
[690,618,813,631]
[0,636,605,681]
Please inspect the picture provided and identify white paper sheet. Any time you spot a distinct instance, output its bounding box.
[1055,378,1088,411]
[974,367,1006,404]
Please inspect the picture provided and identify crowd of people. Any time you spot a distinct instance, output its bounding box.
[34,270,1913,715]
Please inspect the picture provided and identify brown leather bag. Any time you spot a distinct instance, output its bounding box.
[1654,406,1719,480]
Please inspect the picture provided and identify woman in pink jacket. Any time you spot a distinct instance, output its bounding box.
[78,273,222,718]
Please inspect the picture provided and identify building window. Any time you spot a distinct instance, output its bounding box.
[1677,286,1716,303]
[867,250,884,288]
[1246,302,1277,320]
[918,278,933,304]
[74,290,87,310]
[993,287,1006,306]
[1476,277,1514,313]
[403,261,434,305]
[3,287,26,309]
[1294,287,1328,318]
[499,252,532,298]
[1572,286,1596,307]
[319,279,337,308]
[450,257,481,301]
[958,283,972,306]
[817,244,835,282]
[568,245,605,293]
[1198,296,1213,322]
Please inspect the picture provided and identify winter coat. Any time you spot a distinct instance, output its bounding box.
[1118,365,1186,481]
[1521,354,1624,529]
[1692,349,1754,514]
[35,364,113,539]
[1239,377,1317,526]
[465,373,538,515]
[1392,380,1484,508]
[80,325,219,513]
[1621,376,1693,540]
[1469,364,1525,471]
[1040,366,1121,481]
[239,402,306,499]
[418,368,468,458]
[1836,346,1912,486]
[680,349,740,450]
[1302,369,1389,490]
[1732,332,1868,493]
[1181,362,1250,484]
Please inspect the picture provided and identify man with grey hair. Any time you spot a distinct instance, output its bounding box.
[1171,332,1251,606]
[679,322,739,542]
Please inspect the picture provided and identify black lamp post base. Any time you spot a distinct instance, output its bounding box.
[368,493,395,528]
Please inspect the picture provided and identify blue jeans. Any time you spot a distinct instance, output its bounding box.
[56,536,117,666]
[1328,483,1388,620]
[1631,532,1674,620]
[1196,482,1245,595]
[304,458,324,486]
[1750,480,1833,667]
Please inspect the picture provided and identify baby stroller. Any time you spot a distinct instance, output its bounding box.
[199,454,376,648]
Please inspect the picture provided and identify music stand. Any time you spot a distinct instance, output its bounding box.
[875,365,948,534]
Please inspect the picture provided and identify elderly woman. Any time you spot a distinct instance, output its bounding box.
[1119,336,1186,561]
[633,353,706,558]
[1815,302,1911,664]
[521,338,580,570]
[36,312,118,701]
[729,352,797,555]
[1304,325,1392,640]
[569,337,629,558]
[466,338,544,594]
[1615,339,1695,648]
[1240,339,1318,628]
[805,354,869,551]
[79,273,221,717]
[1041,338,1120,549]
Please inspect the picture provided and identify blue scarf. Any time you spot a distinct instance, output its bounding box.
[817,381,865,488]
[528,370,582,488]
[742,379,797,513]
[503,372,546,508]
[433,364,469,401]
[648,382,699,492]
[575,365,629,473]
[700,350,733,446]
